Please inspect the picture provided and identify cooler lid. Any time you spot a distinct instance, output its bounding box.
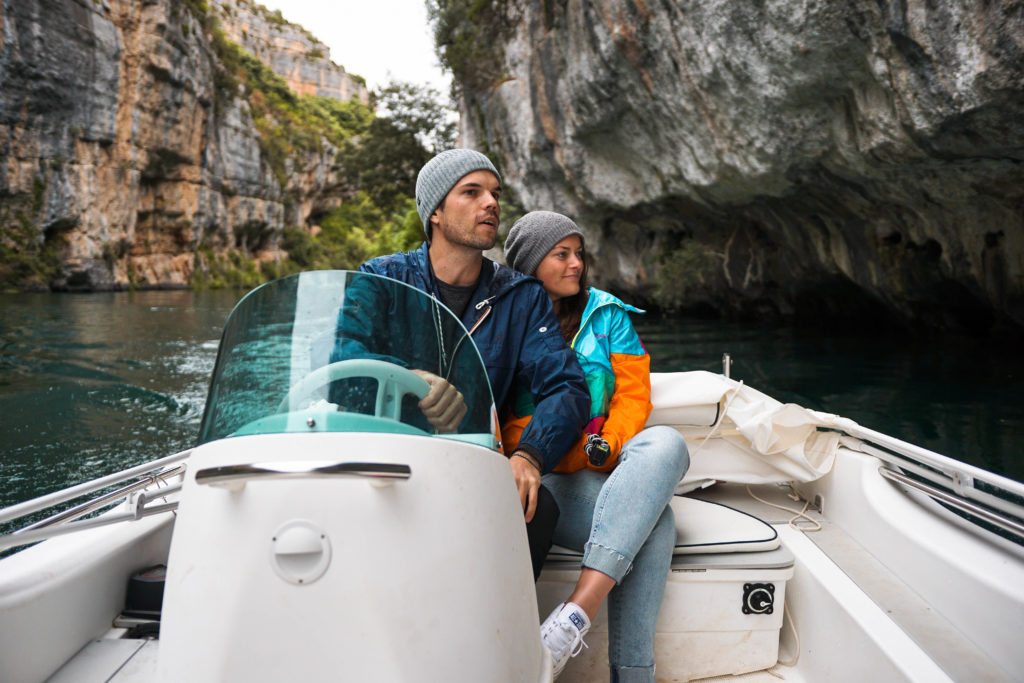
[671,496,780,555]
[549,495,791,567]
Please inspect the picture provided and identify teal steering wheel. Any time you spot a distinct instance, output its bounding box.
[276,359,430,420]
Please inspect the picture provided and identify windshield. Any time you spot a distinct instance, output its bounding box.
[198,271,498,450]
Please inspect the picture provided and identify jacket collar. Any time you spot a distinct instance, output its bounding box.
[416,242,535,306]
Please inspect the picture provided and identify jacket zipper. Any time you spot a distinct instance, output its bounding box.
[444,296,494,380]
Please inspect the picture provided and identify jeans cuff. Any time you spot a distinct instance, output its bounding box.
[610,664,656,683]
[582,541,632,583]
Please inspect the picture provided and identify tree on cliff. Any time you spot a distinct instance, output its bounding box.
[276,81,457,276]
[340,81,457,217]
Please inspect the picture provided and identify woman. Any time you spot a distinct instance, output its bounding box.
[503,211,690,681]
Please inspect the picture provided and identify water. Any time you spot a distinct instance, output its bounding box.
[0,290,241,511]
[636,317,1024,483]
[1,291,1022,516]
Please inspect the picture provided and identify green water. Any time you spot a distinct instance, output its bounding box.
[1,290,1021,515]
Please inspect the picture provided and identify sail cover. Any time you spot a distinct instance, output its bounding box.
[648,371,841,492]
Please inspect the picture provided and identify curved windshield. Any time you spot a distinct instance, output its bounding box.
[198,271,498,450]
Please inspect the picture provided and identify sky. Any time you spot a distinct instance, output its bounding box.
[258,0,451,96]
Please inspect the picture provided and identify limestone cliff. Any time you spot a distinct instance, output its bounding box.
[460,0,1024,332]
[210,0,369,103]
[0,0,352,290]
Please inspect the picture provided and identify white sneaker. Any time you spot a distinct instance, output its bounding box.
[540,601,591,677]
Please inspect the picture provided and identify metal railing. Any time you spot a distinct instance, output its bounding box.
[826,422,1024,542]
[879,467,1024,539]
[0,450,191,552]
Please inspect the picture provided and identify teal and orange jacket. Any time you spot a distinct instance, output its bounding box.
[502,287,652,473]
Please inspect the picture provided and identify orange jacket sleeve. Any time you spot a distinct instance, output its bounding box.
[584,352,651,472]
[545,353,651,474]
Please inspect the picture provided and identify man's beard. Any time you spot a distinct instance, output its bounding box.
[438,216,498,251]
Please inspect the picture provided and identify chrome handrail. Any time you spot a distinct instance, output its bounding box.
[0,449,192,525]
[19,464,186,532]
[879,466,1024,538]
[0,451,191,552]
[840,435,1024,524]
[195,461,412,490]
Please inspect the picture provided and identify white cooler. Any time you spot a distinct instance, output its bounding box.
[538,495,794,681]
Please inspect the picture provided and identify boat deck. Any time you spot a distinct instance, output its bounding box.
[694,483,1010,683]
[44,482,1011,682]
[48,637,156,682]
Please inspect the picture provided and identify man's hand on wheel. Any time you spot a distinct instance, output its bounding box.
[411,369,467,432]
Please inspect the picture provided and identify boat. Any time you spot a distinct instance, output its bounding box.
[1,269,1022,682]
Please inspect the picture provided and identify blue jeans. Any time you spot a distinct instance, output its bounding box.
[542,425,689,682]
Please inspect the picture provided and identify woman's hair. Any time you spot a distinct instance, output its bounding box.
[555,254,589,343]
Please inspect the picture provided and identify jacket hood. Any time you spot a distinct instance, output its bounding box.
[582,287,645,318]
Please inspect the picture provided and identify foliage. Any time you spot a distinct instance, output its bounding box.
[192,247,265,290]
[427,0,515,95]
[0,205,62,291]
[374,82,457,152]
[340,81,456,216]
[653,241,720,311]
[189,22,450,288]
[207,32,374,186]
[277,195,423,273]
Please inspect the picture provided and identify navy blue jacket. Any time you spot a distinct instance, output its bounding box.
[360,243,589,473]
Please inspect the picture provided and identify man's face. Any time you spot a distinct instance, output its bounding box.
[430,170,502,251]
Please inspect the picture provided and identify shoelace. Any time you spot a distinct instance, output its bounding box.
[567,630,589,658]
[549,619,589,659]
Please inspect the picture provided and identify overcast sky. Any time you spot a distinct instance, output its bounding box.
[258,0,451,96]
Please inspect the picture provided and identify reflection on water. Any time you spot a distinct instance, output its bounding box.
[0,291,1021,515]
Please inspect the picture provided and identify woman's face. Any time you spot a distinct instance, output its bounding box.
[535,235,584,302]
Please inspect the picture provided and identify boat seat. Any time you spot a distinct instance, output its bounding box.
[547,495,781,562]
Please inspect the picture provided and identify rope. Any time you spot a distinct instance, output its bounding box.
[687,380,744,459]
[745,484,822,532]
[775,602,801,667]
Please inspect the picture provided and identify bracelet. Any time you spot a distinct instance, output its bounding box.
[511,452,540,471]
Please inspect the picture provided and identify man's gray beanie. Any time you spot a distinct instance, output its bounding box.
[415,149,500,238]
[504,211,585,276]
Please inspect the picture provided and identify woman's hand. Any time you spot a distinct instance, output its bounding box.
[509,451,541,522]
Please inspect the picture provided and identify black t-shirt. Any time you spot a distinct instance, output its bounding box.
[435,278,478,319]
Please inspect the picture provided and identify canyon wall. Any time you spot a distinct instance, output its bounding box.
[0,0,349,290]
[211,0,369,103]
[461,0,1024,332]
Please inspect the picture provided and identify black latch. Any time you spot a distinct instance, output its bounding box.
[742,582,775,614]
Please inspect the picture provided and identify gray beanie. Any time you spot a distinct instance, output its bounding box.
[504,211,585,276]
[415,149,501,238]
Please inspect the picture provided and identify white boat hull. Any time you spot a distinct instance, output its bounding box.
[158,431,549,682]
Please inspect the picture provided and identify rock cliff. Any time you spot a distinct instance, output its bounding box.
[210,0,369,103]
[460,0,1024,332]
[0,0,351,290]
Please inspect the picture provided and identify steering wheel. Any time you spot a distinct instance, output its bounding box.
[276,359,430,421]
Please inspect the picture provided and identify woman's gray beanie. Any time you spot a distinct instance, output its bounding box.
[415,149,501,239]
[504,211,585,276]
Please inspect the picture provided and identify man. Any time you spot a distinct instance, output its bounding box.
[357,149,590,579]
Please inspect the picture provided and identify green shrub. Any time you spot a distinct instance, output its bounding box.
[0,208,62,290]
[653,241,720,310]
[427,0,514,94]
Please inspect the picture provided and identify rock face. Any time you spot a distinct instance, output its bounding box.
[462,0,1024,332]
[0,0,347,290]
[211,0,369,103]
